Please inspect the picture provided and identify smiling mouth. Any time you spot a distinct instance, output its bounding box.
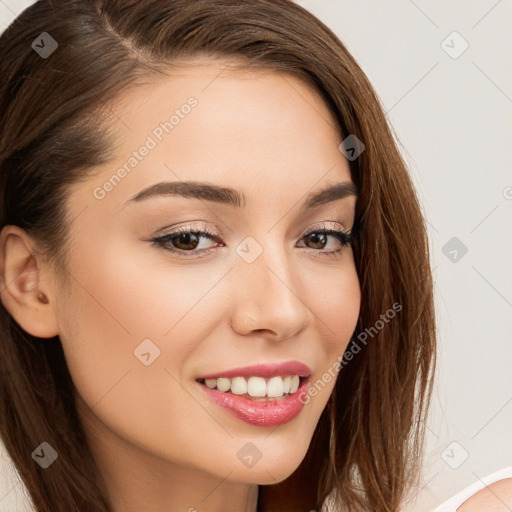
[196,375,307,401]
[196,374,311,427]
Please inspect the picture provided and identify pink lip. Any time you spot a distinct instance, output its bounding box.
[197,361,312,380]
[196,376,310,427]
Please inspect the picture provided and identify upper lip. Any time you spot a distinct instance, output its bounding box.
[197,361,312,380]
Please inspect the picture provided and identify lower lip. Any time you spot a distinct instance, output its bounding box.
[197,377,310,427]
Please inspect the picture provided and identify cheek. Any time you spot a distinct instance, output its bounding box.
[54,246,226,462]
[307,255,361,351]
[299,256,361,408]
[58,238,361,398]
[55,237,233,416]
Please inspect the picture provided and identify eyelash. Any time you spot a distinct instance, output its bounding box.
[150,223,355,260]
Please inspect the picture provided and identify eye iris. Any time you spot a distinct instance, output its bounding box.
[307,232,326,249]
[173,233,199,250]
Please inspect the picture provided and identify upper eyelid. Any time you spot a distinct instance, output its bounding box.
[156,219,351,237]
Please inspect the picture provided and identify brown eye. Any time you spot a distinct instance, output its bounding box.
[298,228,353,255]
[171,232,201,251]
[151,225,222,259]
[304,232,328,249]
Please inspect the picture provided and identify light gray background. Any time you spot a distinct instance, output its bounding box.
[1,1,511,511]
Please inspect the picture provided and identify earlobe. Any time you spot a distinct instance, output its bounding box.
[0,225,59,338]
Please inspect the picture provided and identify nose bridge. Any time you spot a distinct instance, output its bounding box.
[228,233,311,338]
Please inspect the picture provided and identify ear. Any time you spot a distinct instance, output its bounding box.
[0,225,59,338]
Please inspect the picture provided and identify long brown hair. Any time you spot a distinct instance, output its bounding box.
[0,1,436,510]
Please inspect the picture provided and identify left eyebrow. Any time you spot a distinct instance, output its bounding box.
[299,181,358,212]
[123,180,358,210]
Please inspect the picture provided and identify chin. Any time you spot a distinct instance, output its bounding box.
[230,450,308,485]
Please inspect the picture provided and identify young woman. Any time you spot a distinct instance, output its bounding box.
[0,1,437,511]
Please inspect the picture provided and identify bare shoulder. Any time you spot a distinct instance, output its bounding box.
[457,478,512,511]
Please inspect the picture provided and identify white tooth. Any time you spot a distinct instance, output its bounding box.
[216,377,231,392]
[230,377,248,395]
[205,379,217,389]
[282,376,291,394]
[247,376,267,397]
[289,375,300,393]
[267,376,284,397]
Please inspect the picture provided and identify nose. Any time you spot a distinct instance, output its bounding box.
[228,244,312,341]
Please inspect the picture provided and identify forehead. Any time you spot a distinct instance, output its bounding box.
[110,57,342,147]
[69,58,352,217]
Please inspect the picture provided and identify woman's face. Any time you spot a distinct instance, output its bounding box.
[51,59,361,493]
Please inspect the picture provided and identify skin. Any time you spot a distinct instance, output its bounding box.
[0,59,361,512]
[457,478,512,511]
